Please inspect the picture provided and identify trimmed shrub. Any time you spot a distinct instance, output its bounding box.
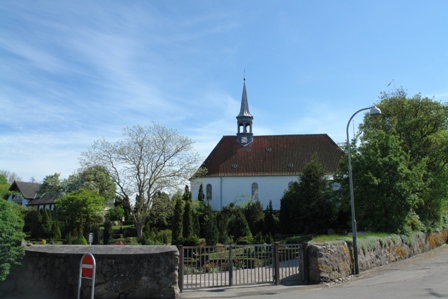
[181,235,200,246]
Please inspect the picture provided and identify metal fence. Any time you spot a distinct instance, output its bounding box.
[178,243,303,291]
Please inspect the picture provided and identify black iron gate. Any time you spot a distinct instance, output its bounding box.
[178,243,303,291]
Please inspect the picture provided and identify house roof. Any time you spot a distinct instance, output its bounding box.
[8,181,41,200]
[198,134,343,177]
[27,193,59,206]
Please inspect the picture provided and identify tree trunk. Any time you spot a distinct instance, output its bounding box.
[136,220,144,242]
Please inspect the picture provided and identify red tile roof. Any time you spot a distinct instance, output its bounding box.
[200,134,343,177]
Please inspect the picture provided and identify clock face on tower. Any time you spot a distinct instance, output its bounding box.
[241,137,247,144]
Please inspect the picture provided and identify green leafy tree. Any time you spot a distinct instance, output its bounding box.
[114,196,132,221]
[80,123,204,241]
[38,173,65,196]
[106,206,125,222]
[0,174,8,184]
[148,192,175,231]
[55,189,105,238]
[66,165,116,202]
[0,174,10,200]
[357,89,448,231]
[357,131,424,232]
[0,200,25,281]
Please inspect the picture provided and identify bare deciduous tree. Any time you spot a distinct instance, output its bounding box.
[80,123,204,240]
[0,170,22,184]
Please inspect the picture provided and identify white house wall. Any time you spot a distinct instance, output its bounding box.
[6,194,30,207]
[191,175,300,210]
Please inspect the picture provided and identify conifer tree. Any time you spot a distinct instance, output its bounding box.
[103,218,113,245]
[182,185,191,201]
[197,184,204,202]
[229,208,252,241]
[203,203,218,245]
[244,200,264,235]
[196,184,206,237]
[181,185,194,239]
[172,197,184,244]
[41,209,53,239]
[52,219,62,240]
[30,211,42,239]
[264,200,277,235]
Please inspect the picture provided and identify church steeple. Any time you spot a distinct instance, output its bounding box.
[236,78,253,146]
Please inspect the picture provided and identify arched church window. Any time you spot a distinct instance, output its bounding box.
[251,182,259,201]
[206,184,212,201]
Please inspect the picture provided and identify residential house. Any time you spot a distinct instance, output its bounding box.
[5,181,40,207]
[5,180,57,210]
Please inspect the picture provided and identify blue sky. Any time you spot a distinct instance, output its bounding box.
[2,0,448,183]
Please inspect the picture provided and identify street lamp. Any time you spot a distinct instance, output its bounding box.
[346,105,381,274]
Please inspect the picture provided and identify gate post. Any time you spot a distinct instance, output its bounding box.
[178,245,184,293]
[228,245,233,286]
[274,242,280,285]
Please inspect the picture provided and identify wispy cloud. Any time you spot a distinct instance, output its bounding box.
[2,0,448,183]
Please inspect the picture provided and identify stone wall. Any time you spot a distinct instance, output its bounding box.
[306,229,448,284]
[0,245,179,299]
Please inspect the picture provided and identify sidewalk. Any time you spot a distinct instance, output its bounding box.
[179,283,314,299]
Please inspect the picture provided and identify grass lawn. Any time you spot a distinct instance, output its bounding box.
[311,232,390,243]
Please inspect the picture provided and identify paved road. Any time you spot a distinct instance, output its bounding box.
[181,244,448,299]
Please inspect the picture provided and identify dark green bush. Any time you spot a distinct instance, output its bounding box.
[64,234,85,245]
[236,236,253,245]
[124,227,137,237]
[181,235,200,246]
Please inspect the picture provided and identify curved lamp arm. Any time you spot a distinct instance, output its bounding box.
[346,105,381,275]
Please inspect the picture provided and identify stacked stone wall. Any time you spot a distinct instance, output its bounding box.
[0,245,179,299]
[307,229,448,284]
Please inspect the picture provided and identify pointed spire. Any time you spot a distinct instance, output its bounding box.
[236,77,253,146]
[238,78,253,118]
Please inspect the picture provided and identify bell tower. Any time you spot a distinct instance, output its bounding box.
[236,78,253,146]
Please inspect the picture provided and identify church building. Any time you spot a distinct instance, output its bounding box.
[190,80,343,210]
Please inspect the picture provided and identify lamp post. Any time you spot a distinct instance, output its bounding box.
[346,105,381,274]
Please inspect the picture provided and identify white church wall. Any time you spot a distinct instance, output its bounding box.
[191,175,300,210]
